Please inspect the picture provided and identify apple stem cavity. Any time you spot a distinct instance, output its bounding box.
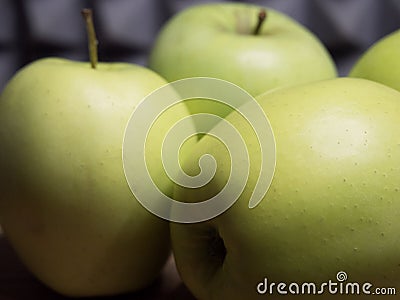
[81,8,98,69]
[253,9,267,35]
[208,229,227,267]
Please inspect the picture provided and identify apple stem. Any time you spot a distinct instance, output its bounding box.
[253,9,267,35]
[81,8,98,69]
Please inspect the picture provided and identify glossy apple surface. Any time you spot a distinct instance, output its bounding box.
[0,58,194,297]
[171,78,400,299]
[149,2,337,103]
[350,29,400,91]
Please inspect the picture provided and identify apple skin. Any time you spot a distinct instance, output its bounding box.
[350,29,400,92]
[149,2,337,106]
[171,78,400,299]
[0,58,193,297]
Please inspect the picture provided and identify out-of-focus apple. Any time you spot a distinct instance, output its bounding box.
[350,29,400,92]
[149,2,337,120]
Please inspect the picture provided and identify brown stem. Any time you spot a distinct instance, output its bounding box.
[81,8,98,69]
[253,9,267,35]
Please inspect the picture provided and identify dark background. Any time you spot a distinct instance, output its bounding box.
[0,0,399,299]
[1,0,400,92]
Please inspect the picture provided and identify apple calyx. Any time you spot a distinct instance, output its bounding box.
[253,9,267,35]
[81,8,98,69]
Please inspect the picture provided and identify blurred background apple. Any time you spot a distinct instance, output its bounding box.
[149,2,337,98]
[349,29,400,91]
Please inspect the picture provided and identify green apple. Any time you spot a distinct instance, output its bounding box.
[0,12,196,296]
[350,29,400,91]
[149,2,337,118]
[0,58,178,297]
[171,78,400,299]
